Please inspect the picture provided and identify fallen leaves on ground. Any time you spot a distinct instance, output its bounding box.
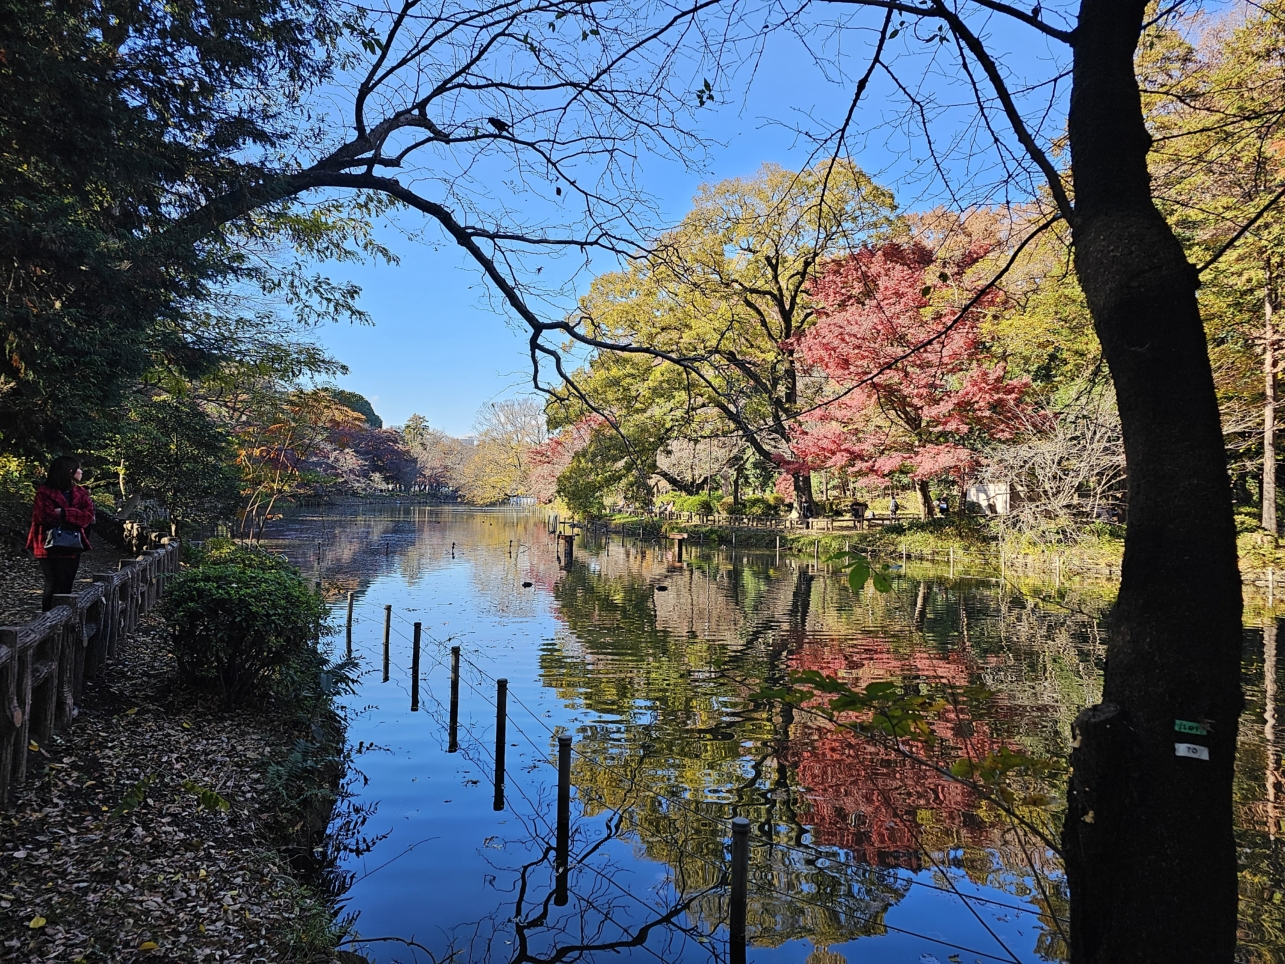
[1,558,345,963]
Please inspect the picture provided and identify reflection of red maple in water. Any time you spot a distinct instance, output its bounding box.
[781,638,1021,870]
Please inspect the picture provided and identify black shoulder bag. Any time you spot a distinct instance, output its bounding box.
[45,524,85,552]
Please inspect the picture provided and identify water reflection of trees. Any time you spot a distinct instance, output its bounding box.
[539,550,1096,953]
[268,511,1282,961]
[1235,621,1285,962]
[265,505,563,613]
[536,545,1285,961]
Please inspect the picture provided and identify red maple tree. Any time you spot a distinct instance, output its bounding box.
[792,240,1032,516]
[527,415,603,503]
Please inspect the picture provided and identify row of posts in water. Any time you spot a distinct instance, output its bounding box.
[341,595,753,953]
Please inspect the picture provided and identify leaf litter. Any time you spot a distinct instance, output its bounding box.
[0,592,352,962]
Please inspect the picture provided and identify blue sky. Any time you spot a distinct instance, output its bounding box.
[303,13,1068,435]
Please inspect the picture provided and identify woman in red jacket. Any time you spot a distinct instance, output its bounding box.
[26,455,96,612]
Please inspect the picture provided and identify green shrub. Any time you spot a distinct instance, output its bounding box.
[672,493,718,515]
[196,537,295,572]
[742,495,782,517]
[161,563,329,706]
[717,495,737,515]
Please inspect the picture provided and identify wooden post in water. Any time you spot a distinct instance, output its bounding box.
[730,816,750,964]
[345,591,354,658]
[493,679,508,811]
[555,734,572,906]
[382,605,392,682]
[448,646,460,753]
[410,622,421,712]
[561,534,575,567]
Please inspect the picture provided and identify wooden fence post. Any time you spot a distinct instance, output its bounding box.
[730,816,750,962]
[493,678,508,811]
[346,591,355,659]
[0,535,179,809]
[0,628,20,805]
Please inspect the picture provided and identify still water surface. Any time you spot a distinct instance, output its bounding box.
[261,507,1284,964]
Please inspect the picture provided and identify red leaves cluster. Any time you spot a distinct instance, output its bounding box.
[527,415,605,503]
[791,240,1031,485]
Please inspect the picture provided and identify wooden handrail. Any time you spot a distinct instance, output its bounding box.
[0,539,180,807]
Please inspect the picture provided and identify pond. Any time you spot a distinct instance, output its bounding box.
[260,506,1283,964]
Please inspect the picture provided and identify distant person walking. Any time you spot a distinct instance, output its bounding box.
[27,456,95,611]
[851,500,867,528]
[888,495,900,518]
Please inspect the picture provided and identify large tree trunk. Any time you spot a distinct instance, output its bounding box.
[1063,2,1244,961]
[916,478,935,520]
[792,472,814,519]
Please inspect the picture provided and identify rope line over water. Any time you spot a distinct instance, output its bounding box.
[454,649,1061,935]
[333,598,1057,960]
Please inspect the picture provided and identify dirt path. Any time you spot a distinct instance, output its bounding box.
[0,544,130,626]
[1,546,347,962]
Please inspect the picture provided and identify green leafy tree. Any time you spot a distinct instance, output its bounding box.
[105,396,242,533]
[573,161,898,518]
[1143,5,1285,530]
[323,388,383,428]
[0,0,353,456]
[547,352,708,496]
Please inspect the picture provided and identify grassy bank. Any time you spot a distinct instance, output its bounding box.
[0,550,355,962]
[598,513,1126,573]
[596,509,1285,603]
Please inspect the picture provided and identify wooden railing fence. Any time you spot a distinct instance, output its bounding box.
[0,541,180,806]
[639,509,908,531]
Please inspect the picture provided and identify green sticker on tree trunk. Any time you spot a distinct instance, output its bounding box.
[1174,719,1207,735]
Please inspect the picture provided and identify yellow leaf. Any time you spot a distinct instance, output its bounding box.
[29,916,46,928]
[181,721,191,729]
[198,868,206,879]
[125,707,139,716]
[28,741,39,752]
[138,941,158,951]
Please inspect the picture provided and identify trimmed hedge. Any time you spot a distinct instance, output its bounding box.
[161,546,329,706]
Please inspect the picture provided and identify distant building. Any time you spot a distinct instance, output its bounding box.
[965,482,1010,515]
